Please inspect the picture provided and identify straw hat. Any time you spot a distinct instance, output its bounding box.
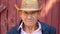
[15,0,41,11]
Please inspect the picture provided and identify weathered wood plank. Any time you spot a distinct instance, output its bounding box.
[51,2,59,34]
[0,13,1,34]
[0,0,8,34]
[8,0,17,30]
[0,4,7,13]
[58,1,60,34]
[1,9,8,34]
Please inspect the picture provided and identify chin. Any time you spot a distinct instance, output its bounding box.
[27,23,34,26]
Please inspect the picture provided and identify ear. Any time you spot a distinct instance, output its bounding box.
[18,11,22,19]
[37,14,40,19]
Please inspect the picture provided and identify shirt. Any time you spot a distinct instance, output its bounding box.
[18,22,42,34]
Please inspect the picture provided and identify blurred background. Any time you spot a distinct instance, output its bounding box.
[0,0,60,34]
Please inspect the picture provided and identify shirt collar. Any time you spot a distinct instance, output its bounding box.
[17,22,23,31]
[17,21,42,31]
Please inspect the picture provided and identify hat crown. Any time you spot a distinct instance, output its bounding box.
[21,0,39,10]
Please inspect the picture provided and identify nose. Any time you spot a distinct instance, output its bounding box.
[27,14,32,20]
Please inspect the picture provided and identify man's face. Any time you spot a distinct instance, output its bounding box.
[19,10,40,26]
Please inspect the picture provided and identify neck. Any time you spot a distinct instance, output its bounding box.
[23,23,39,33]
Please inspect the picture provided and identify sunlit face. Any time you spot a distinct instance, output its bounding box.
[19,10,40,26]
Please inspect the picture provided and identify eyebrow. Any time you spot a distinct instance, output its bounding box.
[23,11,39,14]
[25,10,39,12]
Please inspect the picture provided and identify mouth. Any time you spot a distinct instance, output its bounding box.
[26,20,33,22]
[26,20,33,21]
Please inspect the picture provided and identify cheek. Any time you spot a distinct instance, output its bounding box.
[32,15,38,22]
[34,14,39,19]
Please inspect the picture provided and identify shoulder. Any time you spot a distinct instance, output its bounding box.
[40,21,56,34]
[6,25,19,34]
[6,20,22,34]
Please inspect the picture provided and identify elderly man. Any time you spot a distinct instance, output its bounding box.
[6,0,56,34]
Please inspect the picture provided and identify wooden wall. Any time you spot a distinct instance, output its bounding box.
[0,0,60,34]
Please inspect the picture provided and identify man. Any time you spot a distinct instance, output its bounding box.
[6,0,56,34]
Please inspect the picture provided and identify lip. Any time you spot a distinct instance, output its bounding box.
[27,20,32,22]
[26,20,33,21]
[26,20,33,22]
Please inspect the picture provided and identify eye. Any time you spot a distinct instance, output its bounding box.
[32,11,39,14]
[23,11,28,15]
